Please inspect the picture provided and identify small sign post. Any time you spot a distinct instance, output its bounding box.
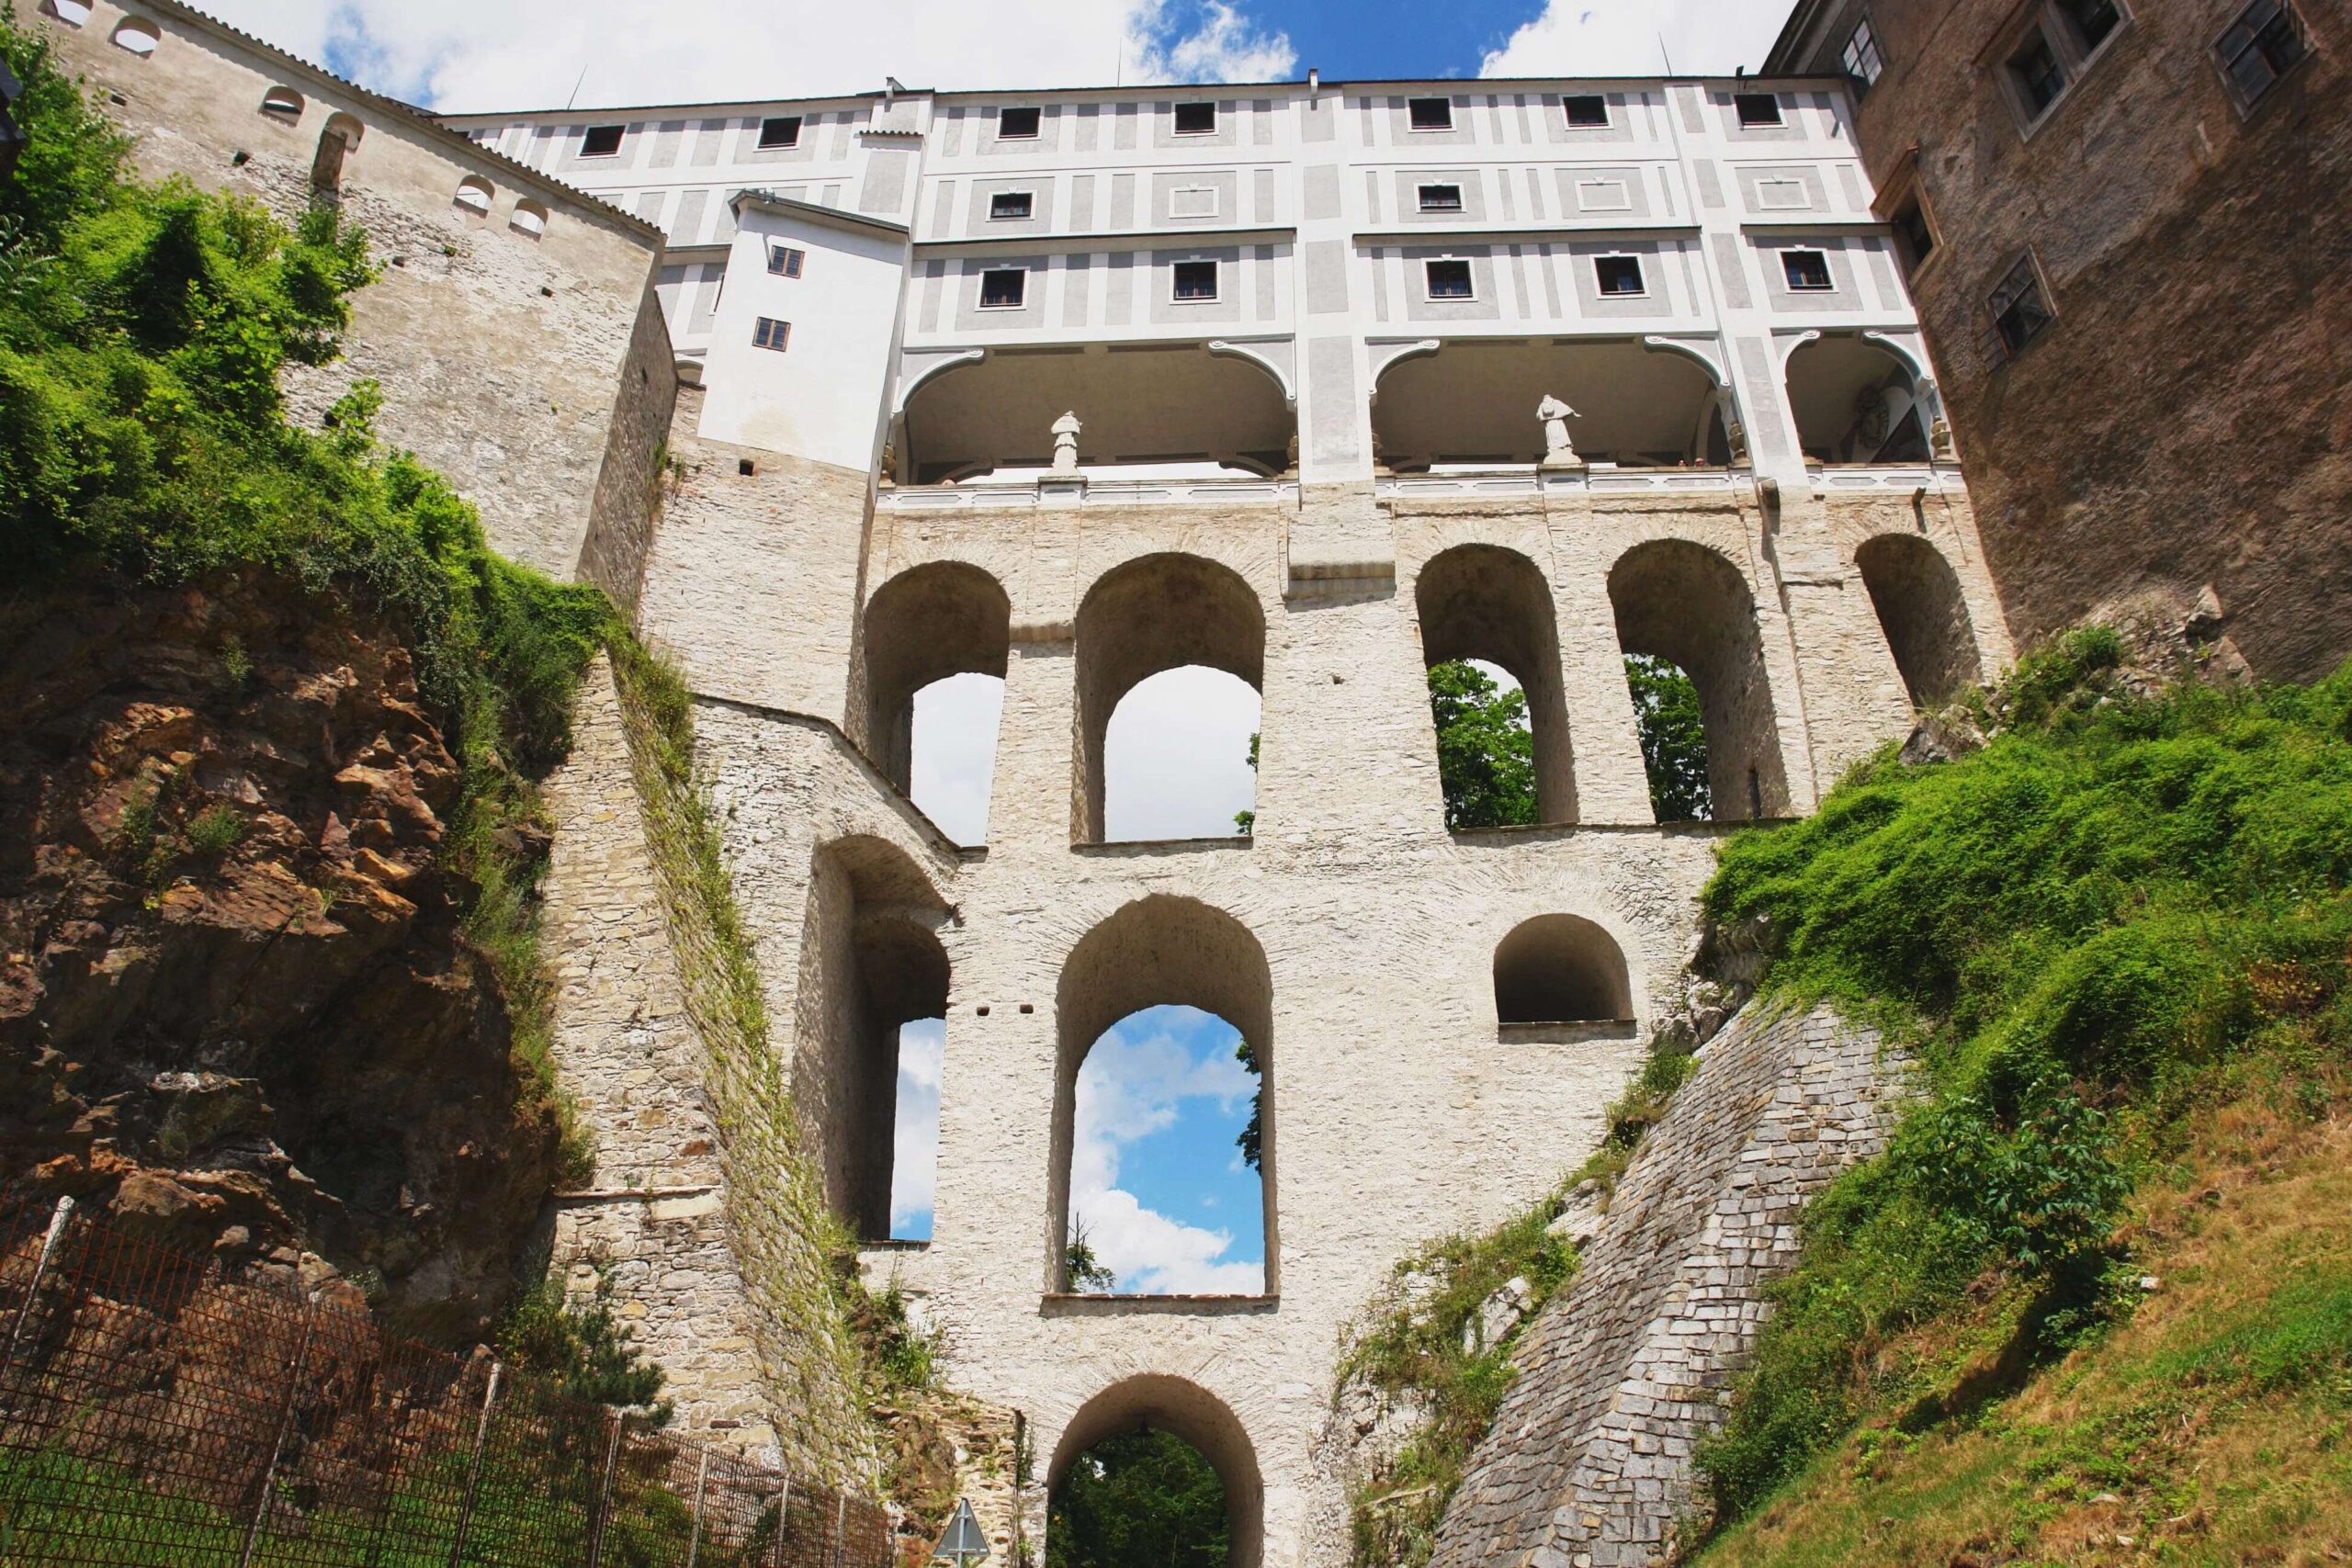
[932,1498,989,1565]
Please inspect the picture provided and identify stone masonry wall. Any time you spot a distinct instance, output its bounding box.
[539,658,775,1449]
[1430,1003,1905,1568]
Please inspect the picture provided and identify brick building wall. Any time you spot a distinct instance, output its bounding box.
[1770,0,2352,678]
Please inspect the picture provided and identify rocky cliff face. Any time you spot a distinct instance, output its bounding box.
[0,575,561,1338]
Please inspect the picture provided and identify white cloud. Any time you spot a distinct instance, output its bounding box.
[888,1019,944,1235]
[1103,667,1260,842]
[194,0,1294,113]
[910,673,1003,849]
[1070,1016,1261,1295]
[1480,0,1790,78]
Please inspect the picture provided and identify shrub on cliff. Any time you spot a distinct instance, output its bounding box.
[1692,637,2352,1527]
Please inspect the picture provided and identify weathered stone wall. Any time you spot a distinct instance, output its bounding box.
[1428,1003,1905,1568]
[41,0,671,592]
[1774,0,2352,680]
[540,658,774,1448]
[576,281,684,618]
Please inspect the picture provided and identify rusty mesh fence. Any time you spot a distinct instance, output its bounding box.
[0,1198,896,1567]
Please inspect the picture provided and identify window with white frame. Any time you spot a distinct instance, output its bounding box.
[1735,92,1783,128]
[752,317,791,352]
[989,190,1035,220]
[1171,259,1219,301]
[1843,18,1886,95]
[1996,1,2132,130]
[1755,177,1810,210]
[1987,253,2053,356]
[978,268,1027,309]
[768,243,806,277]
[997,106,1042,140]
[1576,178,1632,212]
[1408,96,1454,130]
[1169,186,1219,219]
[758,116,802,149]
[2214,0,2309,110]
[1424,258,1475,299]
[1781,249,1834,291]
[1563,94,1610,128]
[1418,182,1464,213]
[1173,101,1217,135]
[580,124,625,158]
[1595,254,1646,296]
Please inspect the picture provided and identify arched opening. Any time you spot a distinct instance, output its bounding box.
[1856,534,1983,707]
[1493,915,1634,1032]
[1784,333,1930,465]
[1415,545,1576,827]
[1074,555,1263,844]
[795,835,949,1242]
[107,17,159,54]
[44,1,94,29]
[453,175,494,215]
[1049,1375,1264,1568]
[1052,897,1274,1298]
[1374,337,1726,470]
[1608,540,1790,822]
[896,340,1293,485]
[859,562,1010,843]
[259,86,304,122]
[510,197,549,238]
[311,113,363,197]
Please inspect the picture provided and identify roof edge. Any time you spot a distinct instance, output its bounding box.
[730,188,911,238]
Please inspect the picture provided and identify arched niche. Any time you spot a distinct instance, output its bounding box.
[1414,544,1577,826]
[795,834,950,1241]
[108,16,159,54]
[1050,897,1275,1293]
[1608,539,1790,821]
[858,561,1012,799]
[311,112,364,196]
[1073,554,1263,844]
[1493,914,1634,1031]
[1856,534,1983,707]
[453,175,493,215]
[1784,333,1930,465]
[1048,1375,1266,1568]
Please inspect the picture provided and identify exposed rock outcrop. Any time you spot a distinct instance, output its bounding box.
[0,575,562,1338]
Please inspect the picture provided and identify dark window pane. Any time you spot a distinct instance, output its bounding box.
[1735,92,1783,127]
[989,191,1034,219]
[1782,250,1833,290]
[1174,101,1217,134]
[998,106,1041,139]
[758,116,801,149]
[2009,29,2067,117]
[1564,95,1610,128]
[1426,259,1474,299]
[1894,199,1936,273]
[1172,260,1218,300]
[980,269,1026,308]
[1419,184,1464,212]
[581,124,624,157]
[1597,255,1645,295]
[1989,255,2052,355]
[1408,96,1453,130]
[2058,0,2122,50]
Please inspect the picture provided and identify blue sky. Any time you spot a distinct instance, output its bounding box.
[199,1,1792,114]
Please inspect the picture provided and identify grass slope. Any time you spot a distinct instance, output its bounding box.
[1685,632,2352,1562]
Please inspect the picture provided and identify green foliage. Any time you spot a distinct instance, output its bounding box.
[1234,729,1257,836]
[1046,1430,1229,1568]
[846,1277,939,1393]
[1624,654,1712,821]
[1065,1219,1117,1292]
[1235,1035,1262,1173]
[183,803,243,856]
[1692,648,2352,1530]
[496,1269,673,1425]
[0,13,608,1186]
[1428,660,1537,830]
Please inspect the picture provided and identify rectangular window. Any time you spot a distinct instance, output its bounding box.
[1842,19,1886,94]
[978,268,1027,309]
[767,244,805,277]
[1424,258,1475,299]
[1172,259,1219,301]
[752,316,790,352]
[1563,94,1610,128]
[1173,100,1217,135]
[1417,183,1464,213]
[1596,255,1646,296]
[997,106,1042,140]
[2215,0,2308,108]
[581,124,625,158]
[1988,254,2053,355]
[1891,194,1937,275]
[1735,92,1784,127]
[757,116,802,150]
[1781,249,1834,290]
[2007,27,2069,119]
[2057,0,2123,52]
[989,190,1035,220]
[1408,96,1454,130]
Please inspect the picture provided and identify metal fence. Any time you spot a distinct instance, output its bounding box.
[0,1198,897,1567]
